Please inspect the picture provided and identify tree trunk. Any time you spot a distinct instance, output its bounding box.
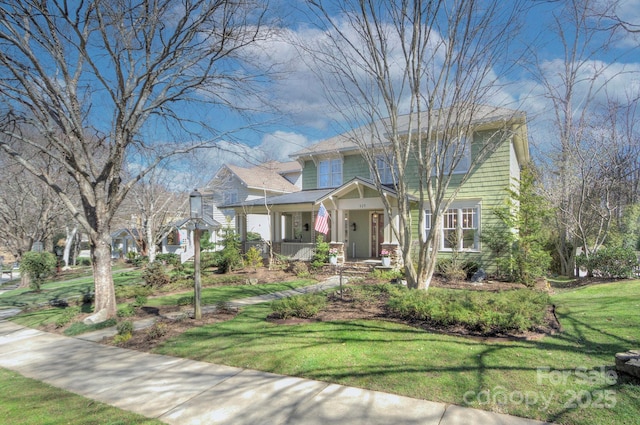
[90,233,117,319]
[147,223,157,263]
[63,226,77,269]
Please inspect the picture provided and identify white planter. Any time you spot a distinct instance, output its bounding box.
[381,257,391,267]
[329,256,338,265]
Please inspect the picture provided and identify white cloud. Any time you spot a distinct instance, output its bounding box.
[255,131,313,161]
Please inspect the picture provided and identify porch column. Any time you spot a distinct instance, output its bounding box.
[236,213,247,241]
[330,208,339,242]
[383,209,391,243]
[335,209,346,243]
[390,207,400,244]
[272,211,282,242]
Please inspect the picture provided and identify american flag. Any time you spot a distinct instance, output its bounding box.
[314,203,329,234]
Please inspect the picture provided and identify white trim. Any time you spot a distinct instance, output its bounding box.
[424,200,482,252]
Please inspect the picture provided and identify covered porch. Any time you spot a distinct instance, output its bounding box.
[229,178,403,265]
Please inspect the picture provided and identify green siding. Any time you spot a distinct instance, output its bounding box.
[302,160,317,190]
[298,132,518,272]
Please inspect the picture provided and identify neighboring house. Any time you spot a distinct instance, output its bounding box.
[225,105,529,270]
[111,228,141,259]
[208,161,302,241]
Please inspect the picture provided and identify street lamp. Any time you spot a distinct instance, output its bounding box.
[189,189,203,319]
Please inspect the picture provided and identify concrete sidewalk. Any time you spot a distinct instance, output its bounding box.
[0,320,549,425]
[0,277,550,425]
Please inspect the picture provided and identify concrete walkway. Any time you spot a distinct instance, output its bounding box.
[0,278,550,425]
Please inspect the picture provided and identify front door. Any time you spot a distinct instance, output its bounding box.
[370,212,384,257]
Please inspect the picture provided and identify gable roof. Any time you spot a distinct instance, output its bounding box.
[291,104,528,164]
[219,162,301,194]
[315,177,418,205]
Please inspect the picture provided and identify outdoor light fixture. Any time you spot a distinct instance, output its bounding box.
[351,222,357,231]
[189,189,203,220]
[303,223,309,231]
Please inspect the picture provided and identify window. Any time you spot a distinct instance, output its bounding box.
[374,155,397,184]
[433,137,471,174]
[224,190,238,205]
[318,158,342,188]
[424,204,479,251]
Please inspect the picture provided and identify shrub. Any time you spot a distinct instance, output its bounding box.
[271,293,327,319]
[115,284,151,301]
[142,262,170,288]
[290,261,310,278]
[117,320,134,335]
[145,322,168,341]
[129,254,148,267]
[577,246,638,278]
[370,268,404,282]
[245,246,263,270]
[219,227,243,273]
[113,333,132,344]
[311,235,330,269]
[77,257,92,266]
[19,251,57,292]
[201,251,224,269]
[117,304,136,318]
[155,253,180,267]
[387,288,550,334]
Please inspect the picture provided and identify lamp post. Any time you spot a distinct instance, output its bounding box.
[189,189,203,319]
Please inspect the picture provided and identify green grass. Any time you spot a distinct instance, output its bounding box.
[0,368,163,424]
[144,279,318,307]
[0,269,142,308]
[9,278,319,333]
[154,280,640,425]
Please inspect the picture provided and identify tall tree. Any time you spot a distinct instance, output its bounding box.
[0,151,70,261]
[303,0,526,289]
[0,0,271,320]
[530,0,630,276]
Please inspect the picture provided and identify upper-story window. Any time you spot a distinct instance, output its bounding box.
[374,155,397,185]
[434,137,471,174]
[224,190,238,205]
[318,158,342,188]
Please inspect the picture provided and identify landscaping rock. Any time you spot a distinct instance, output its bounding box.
[471,269,486,283]
[83,309,108,325]
[615,350,640,379]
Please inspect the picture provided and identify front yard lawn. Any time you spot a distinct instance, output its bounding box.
[153,280,640,425]
[0,368,164,425]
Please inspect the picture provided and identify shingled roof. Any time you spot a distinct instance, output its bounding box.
[224,162,301,194]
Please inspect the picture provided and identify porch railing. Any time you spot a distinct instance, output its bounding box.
[243,241,315,261]
[280,242,315,261]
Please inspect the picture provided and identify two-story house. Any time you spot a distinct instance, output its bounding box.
[226,106,529,271]
[210,161,302,240]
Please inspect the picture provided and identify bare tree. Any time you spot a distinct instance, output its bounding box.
[123,165,190,263]
[303,0,527,289]
[0,152,70,262]
[0,0,272,320]
[530,0,630,276]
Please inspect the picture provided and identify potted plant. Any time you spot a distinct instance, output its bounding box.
[380,249,391,267]
[328,248,339,265]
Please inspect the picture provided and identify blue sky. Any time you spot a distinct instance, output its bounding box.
[166,0,640,185]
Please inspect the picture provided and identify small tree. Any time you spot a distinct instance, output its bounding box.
[245,246,264,272]
[220,227,243,273]
[311,235,330,269]
[19,251,57,292]
[489,166,552,286]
